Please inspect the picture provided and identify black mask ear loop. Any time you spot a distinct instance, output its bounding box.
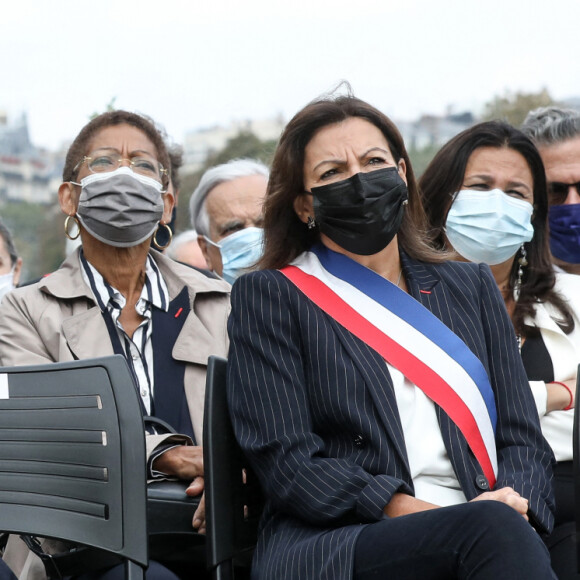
[395,162,409,206]
[297,190,316,228]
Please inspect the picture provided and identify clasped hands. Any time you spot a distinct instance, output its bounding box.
[385,486,529,520]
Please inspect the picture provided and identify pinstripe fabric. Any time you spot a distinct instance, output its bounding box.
[227,253,555,580]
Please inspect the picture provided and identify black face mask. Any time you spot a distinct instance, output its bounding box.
[310,167,408,256]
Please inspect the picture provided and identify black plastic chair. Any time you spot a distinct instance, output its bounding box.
[203,356,264,580]
[0,356,148,579]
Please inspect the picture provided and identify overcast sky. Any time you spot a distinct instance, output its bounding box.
[2,0,578,151]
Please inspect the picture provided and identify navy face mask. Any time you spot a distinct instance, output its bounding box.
[549,203,580,264]
[310,167,408,256]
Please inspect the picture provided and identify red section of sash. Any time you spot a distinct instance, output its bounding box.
[282,265,496,488]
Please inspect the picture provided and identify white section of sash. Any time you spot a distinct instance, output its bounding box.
[0,374,8,399]
[295,252,498,477]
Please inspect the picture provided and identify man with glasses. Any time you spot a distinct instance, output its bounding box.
[522,106,580,274]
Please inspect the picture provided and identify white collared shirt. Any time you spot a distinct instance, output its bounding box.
[80,251,169,414]
[389,364,467,507]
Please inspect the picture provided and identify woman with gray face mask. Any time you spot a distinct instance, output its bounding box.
[0,111,230,580]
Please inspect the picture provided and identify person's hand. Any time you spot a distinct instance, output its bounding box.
[191,490,206,534]
[152,445,204,480]
[470,486,529,520]
[383,492,439,518]
[546,379,576,412]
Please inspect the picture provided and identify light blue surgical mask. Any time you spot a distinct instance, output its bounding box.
[204,227,264,284]
[445,189,534,265]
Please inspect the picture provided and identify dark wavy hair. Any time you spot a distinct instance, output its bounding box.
[260,92,445,269]
[419,120,573,336]
[62,110,170,188]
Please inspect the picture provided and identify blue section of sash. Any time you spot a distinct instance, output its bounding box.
[310,244,497,430]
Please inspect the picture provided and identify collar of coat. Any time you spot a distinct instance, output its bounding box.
[39,247,230,302]
[38,247,230,365]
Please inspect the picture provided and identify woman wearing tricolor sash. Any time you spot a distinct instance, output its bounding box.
[226,91,556,579]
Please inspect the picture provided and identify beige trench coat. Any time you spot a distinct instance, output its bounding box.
[0,248,230,579]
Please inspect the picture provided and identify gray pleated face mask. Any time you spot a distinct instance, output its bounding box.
[73,167,165,247]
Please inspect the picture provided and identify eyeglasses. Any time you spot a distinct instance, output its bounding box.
[73,153,168,183]
[548,181,580,205]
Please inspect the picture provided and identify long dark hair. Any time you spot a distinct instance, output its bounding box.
[419,120,573,336]
[260,92,445,269]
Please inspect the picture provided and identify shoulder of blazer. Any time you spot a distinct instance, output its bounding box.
[233,268,293,290]
[232,268,314,303]
[230,270,309,324]
[529,271,580,333]
[402,254,483,281]
[400,252,489,294]
[554,270,580,302]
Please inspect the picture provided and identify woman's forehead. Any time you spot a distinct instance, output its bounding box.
[86,124,157,157]
[305,118,391,164]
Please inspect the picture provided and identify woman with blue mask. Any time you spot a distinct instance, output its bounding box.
[420,121,580,578]
[0,111,230,580]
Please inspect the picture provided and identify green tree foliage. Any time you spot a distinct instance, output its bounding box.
[408,144,441,179]
[1,201,65,282]
[482,88,559,127]
[175,131,278,233]
[205,131,277,167]
[90,97,118,120]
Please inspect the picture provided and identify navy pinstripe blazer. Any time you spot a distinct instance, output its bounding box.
[227,252,555,580]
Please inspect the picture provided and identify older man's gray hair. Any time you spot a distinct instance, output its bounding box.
[522,106,580,146]
[189,158,269,237]
[166,229,200,261]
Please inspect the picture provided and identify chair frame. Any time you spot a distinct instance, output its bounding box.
[203,356,263,580]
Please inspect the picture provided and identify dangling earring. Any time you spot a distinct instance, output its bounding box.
[64,215,81,240]
[513,244,528,302]
[307,216,316,230]
[153,223,173,250]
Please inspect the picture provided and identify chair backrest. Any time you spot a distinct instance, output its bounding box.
[0,356,148,578]
[204,356,264,580]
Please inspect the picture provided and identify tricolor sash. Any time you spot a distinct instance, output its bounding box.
[280,245,498,488]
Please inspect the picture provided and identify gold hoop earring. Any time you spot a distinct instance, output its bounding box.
[153,223,173,250]
[64,215,81,240]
